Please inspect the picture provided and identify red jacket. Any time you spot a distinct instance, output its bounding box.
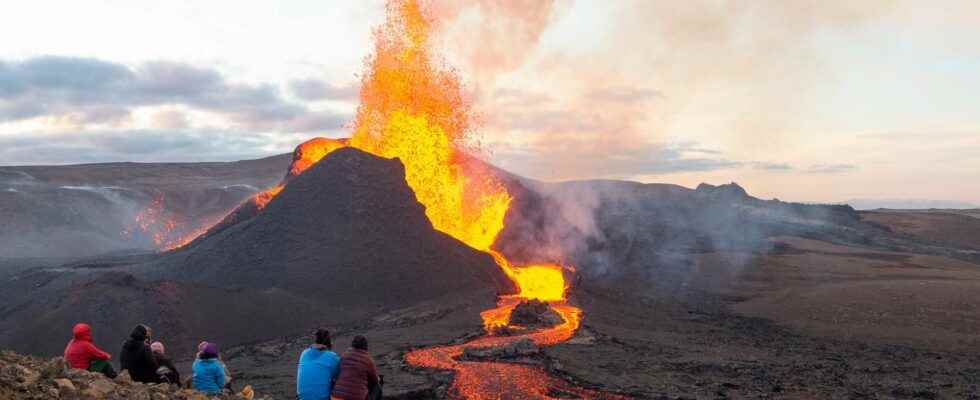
[64,323,111,369]
[331,348,379,400]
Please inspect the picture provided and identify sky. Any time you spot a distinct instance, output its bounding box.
[0,0,978,205]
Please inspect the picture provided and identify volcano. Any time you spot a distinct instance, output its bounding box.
[146,146,515,297]
[0,147,514,357]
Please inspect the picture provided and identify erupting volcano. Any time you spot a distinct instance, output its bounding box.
[246,0,570,310]
[209,0,607,398]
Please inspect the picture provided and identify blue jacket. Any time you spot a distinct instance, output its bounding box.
[296,346,341,400]
[192,358,225,394]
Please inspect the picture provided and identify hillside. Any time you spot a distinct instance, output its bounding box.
[0,154,290,258]
[0,148,512,359]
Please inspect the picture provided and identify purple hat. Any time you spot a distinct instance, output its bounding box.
[202,342,219,357]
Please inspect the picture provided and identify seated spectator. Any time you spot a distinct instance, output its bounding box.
[63,323,116,378]
[193,342,226,394]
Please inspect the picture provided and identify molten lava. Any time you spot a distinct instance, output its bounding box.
[123,193,210,251]
[253,137,350,211]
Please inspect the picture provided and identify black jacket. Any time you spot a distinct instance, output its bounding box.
[119,325,158,383]
[153,353,180,384]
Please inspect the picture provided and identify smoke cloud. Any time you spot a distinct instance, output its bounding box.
[438,0,900,182]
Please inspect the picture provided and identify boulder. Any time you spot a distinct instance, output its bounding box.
[461,338,539,360]
[508,299,564,328]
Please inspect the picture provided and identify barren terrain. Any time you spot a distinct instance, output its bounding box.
[2,152,979,399]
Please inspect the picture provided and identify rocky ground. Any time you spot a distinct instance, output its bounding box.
[0,351,266,400]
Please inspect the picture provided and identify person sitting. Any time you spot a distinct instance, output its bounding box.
[196,341,233,389]
[193,342,226,394]
[330,336,380,400]
[63,323,116,378]
[119,324,158,383]
[150,341,180,384]
[297,328,341,400]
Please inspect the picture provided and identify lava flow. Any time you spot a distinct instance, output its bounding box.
[123,193,216,251]
[237,1,622,398]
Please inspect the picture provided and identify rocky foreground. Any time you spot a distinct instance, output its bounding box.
[0,351,265,400]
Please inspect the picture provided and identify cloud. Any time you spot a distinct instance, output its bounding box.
[805,163,857,174]
[288,78,359,101]
[151,109,190,130]
[0,56,352,132]
[494,139,793,179]
[431,0,559,80]
[467,1,895,182]
[0,129,306,165]
[586,87,663,103]
[748,161,794,171]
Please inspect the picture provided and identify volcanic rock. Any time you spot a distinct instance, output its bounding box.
[460,338,539,360]
[0,351,265,400]
[508,299,564,328]
[695,182,750,201]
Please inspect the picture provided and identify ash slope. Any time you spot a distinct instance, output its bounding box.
[0,154,290,258]
[0,148,512,357]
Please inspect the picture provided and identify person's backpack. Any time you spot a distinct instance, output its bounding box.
[367,374,384,400]
[156,365,176,384]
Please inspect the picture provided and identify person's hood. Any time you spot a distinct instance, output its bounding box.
[129,325,148,341]
[72,323,92,342]
[201,342,219,358]
[123,325,149,350]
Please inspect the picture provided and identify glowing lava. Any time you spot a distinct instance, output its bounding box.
[123,193,211,251]
[253,137,350,210]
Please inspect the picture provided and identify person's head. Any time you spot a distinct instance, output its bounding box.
[130,324,150,342]
[314,328,332,348]
[351,335,368,351]
[200,342,219,359]
[150,341,165,355]
[72,323,92,341]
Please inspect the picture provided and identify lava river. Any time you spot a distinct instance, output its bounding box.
[406,297,628,400]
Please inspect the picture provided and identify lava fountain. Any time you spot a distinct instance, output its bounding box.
[198,0,620,397]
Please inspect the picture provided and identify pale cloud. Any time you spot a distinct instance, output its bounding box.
[805,164,858,174]
[288,78,359,101]
[0,129,310,165]
[0,56,352,132]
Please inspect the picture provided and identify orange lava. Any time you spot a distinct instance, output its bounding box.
[252,137,349,211]
[406,299,627,400]
[123,193,208,251]
[287,137,349,179]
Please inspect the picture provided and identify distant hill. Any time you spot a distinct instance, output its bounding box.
[844,198,979,210]
[0,154,290,258]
